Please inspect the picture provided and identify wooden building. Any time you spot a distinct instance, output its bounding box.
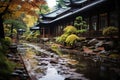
[37,0,120,38]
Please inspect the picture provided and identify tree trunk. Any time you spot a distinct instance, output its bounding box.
[0,16,5,39]
[0,0,12,39]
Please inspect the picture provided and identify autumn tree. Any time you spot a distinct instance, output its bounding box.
[0,0,47,39]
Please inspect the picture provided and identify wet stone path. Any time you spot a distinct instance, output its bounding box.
[17,43,89,80]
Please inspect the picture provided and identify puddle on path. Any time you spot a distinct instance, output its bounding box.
[39,64,65,80]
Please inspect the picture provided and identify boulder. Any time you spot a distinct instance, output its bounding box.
[88,38,98,46]
[95,41,104,48]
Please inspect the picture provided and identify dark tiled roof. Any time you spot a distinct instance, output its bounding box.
[73,0,87,4]
[64,0,87,7]
[39,0,106,25]
[42,7,71,19]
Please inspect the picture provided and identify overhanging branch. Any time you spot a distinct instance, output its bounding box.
[0,0,12,16]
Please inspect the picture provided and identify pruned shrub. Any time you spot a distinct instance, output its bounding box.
[65,34,79,46]
[63,25,77,34]
[77,29,87,34]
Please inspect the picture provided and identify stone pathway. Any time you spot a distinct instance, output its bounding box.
[17,43,89,80]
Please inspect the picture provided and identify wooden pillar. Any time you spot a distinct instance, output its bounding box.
[0,16,5,39]
[97,14,99,31]
[48,27,50,37]
[42,28,45,38]
[89,16,92,31]
[88,16,92,37]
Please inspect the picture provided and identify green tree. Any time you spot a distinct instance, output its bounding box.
[4,19,27,29]
[3,19,27,38]
[74,16,88,36]
[74,16,88,30]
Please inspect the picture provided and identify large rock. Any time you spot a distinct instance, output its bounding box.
[95,41,104,48]
[88,38,98,46]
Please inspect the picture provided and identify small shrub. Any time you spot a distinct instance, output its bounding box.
[63,25,77,34]
[102,26,118,36]
[26,34,32,41]
[56,33,69,44]
[51,44,58,49]
[5,37,12,45]
[34,34,40,38]
[65,34,79,46]
[0,37,12,51]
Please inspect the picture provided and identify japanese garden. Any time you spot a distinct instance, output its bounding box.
[0,0,120,80]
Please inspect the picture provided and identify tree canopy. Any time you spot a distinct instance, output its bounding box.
[0,0,49,38]
[0,0,47,18]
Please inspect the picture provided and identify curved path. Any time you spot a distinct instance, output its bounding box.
[17,43,88,80]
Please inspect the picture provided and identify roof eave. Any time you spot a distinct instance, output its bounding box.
[39,0,107,25]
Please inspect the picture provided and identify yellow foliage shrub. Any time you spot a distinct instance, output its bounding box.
[65,34,79,46]
[63,25,77,34]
